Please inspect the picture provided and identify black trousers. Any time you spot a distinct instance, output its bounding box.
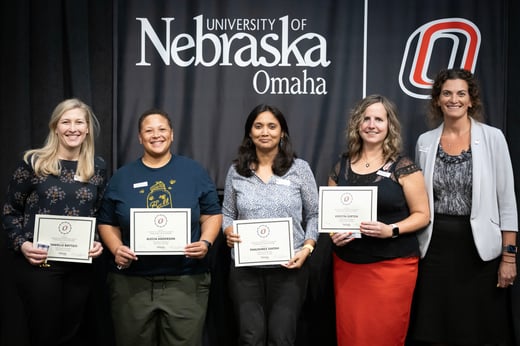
[13,254,94,346]
[228,263,309,346]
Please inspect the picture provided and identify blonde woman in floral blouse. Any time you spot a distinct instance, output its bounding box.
[1,98,107,346]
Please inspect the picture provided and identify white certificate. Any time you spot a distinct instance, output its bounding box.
[33,214,96,263]
[319,186,378,236]
[233,217,294,267]
[130,208,191,255]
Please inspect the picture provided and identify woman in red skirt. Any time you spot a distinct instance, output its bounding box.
[328,95,430,346]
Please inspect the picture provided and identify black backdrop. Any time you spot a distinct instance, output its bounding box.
[113,0,511,190]
[1,1,519,345]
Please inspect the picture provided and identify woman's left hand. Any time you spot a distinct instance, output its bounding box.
[282,247,312,269]
[497,260,517,288]
[88,241,103,258]
[184,241,209,259]
[360,221,391,238]
[330,232,355,246]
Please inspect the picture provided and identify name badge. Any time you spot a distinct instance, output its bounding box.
[275,178,291,186]
[418,145,429,153]
[377,170,391,178]
[133,181,148,188]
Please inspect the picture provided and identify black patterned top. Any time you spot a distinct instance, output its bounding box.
[433,144,472,216]
[1,157,107,251]
[329,155,421,263]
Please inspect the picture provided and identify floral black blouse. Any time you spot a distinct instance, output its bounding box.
[2,157,107,251]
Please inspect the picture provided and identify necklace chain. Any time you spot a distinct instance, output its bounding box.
[363,153,382,168]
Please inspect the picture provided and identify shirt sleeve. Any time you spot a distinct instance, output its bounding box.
[2,160,35,250]
[221,166,237,230]
[493,130,518,231]
[197,167,222,216]
[96,180,119,227]
[298,160,319,242]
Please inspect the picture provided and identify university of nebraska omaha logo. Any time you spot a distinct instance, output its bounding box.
[399,18,481,99]
[257,224,271,238]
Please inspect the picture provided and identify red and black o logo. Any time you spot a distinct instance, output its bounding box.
[399,18,481,99]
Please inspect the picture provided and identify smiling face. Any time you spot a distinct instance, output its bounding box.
[249,111,283,153]
[437,78,473,121]
[56,108,89,157]
[138,113,174,158]
[358,102,389,146]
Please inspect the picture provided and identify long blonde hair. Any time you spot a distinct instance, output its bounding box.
[23,98,100,180]
[345,94,402,163]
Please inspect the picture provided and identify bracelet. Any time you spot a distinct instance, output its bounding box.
[502,253,516,257]
[502,260,516,264]
[302,244,314,255]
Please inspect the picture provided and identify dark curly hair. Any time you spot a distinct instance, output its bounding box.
[428,68,484,127]
[234,104,296,177]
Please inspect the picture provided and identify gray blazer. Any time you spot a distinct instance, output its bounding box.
[415,117,518,260]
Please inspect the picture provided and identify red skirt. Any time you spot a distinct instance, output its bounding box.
[333,254,418,346]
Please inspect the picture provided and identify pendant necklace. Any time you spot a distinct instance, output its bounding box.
[363,153,381,168]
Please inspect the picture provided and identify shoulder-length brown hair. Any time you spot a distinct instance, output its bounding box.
[345,94,402,163]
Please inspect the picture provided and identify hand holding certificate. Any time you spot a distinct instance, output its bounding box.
[33,214,96,264]
[233,217,294,267]
[318,186,378,237]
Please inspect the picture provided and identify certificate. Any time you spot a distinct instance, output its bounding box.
[33,214,96,263]
[318,186,378,236]
[130,208,191,255]
[233,217,294,267]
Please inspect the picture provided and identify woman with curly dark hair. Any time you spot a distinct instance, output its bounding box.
[410,68,518,345]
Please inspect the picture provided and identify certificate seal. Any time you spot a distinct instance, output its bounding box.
[154,214,168,228]
[58,221,72,235]
[256,225,270,238]
[340,192,353,205]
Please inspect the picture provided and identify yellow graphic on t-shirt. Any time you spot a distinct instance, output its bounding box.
[147,181,172,208]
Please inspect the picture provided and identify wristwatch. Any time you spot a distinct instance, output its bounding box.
[503,245,518,254]
[391,224,399,238]
[201,240,212,249]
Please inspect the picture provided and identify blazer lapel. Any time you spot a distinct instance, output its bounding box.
[470,118,483,215]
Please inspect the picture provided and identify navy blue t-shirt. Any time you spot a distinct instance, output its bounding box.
[97,155,221,276]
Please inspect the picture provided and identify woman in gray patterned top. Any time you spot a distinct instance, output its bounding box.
[410,68,518,345]
[222,104,319,345]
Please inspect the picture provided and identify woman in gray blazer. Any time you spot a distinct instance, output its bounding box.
[410,68,518,345]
